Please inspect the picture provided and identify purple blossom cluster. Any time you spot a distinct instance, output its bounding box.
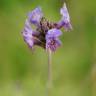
[22,3,72,52]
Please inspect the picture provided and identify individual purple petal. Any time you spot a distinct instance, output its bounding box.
[46,37,61,52]
[28,7,43,26]
[57,3,72,31]
[22,19,34,48]
[60,3,70,23]
[46,28,62,39]
[46,28,62,51]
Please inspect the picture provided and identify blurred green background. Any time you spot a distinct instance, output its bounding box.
[0,0,96,96]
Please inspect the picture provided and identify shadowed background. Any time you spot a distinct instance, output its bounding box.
[0,0,96,96]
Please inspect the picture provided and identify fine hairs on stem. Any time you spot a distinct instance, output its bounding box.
[47,49,52,96]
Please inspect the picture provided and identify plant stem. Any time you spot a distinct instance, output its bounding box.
[47,49,52,96]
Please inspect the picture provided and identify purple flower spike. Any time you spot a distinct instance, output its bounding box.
[22,3,72,52]
[22,19,35,48]
[57,3,72,31]
[28,7,43,26]
[46,28,62,51]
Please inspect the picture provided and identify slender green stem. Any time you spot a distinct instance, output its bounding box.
[47,49,52,96]
[48,49,52,88]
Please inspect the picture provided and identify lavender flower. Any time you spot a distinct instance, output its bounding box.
[21,4,73,95]
[22,3,72,52]
[28,7,43,26]
[46,28,62,51]
[22,19,44,49]
[22,19,34,48]
[57,3,72,31]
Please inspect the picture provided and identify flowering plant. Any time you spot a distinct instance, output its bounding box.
[22,3,72,95]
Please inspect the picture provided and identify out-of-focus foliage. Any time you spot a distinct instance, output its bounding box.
[0,0,96,96]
